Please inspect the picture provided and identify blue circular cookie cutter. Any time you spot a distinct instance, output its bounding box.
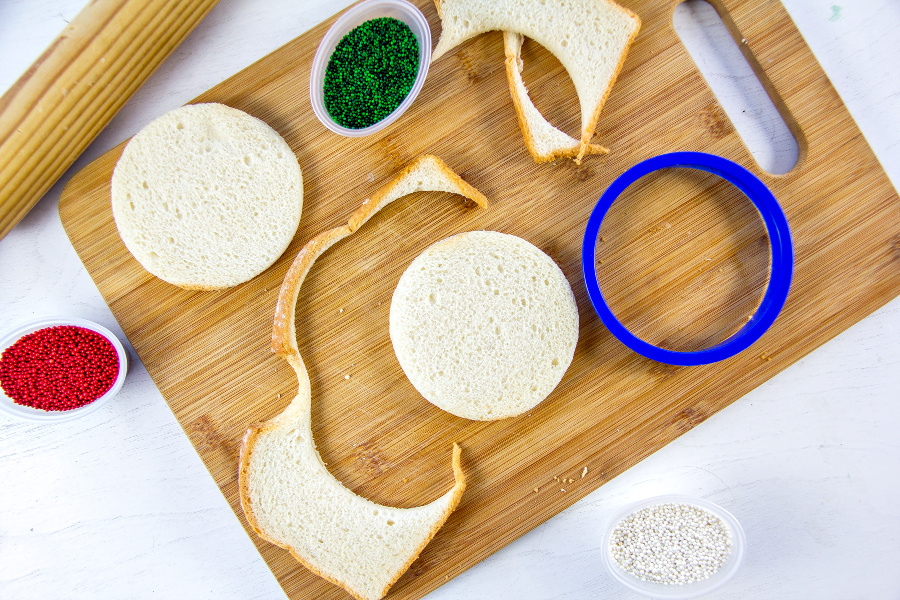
[581,152,794,366]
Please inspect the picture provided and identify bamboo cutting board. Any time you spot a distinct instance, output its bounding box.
[59,1,900,599]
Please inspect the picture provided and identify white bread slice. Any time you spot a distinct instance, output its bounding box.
[240,155,486,600]
[390,231,579,420]
[432,0,641,162]
[503,32,609,163]
[111,103,303,290]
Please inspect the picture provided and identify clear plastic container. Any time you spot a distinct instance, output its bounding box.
[602,495,746,599]
[309,0,431,137]
[0,317,128,423]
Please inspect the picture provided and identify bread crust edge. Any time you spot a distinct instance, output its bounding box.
[272,155,486,359]
[240,154,483,600]
[577,1,641,163]
[239,423,466,600]
[431,1,641,164]
[502,32,610,163]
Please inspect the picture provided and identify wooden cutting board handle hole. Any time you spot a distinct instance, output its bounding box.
[674,0,800,175]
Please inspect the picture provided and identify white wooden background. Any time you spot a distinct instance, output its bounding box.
[1,1,898,598]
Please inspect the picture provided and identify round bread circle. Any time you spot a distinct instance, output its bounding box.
[389,231,579,420]
[111,103,303,290]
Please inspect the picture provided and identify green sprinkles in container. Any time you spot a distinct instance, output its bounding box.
[323,17,419,129]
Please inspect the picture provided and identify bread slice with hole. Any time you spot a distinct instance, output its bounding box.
[111,103,303,290]
[432,0,640,162]
[390,231,579,420]
[240,155,486,600]
[503,31,609,162]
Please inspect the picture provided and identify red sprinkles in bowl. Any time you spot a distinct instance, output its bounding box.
[0,325,119,411]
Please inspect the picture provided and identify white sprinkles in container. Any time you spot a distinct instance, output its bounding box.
[609,502,732,585]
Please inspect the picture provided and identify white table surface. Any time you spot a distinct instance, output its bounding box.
[1,1,898,598]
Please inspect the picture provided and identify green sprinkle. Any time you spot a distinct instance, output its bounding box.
[323,17,419,129]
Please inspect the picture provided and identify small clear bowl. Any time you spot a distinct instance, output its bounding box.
[0,317,128,423]
[309,0,431,137]
[602,495,746,599]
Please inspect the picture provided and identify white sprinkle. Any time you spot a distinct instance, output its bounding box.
[609,503,732,585]
[339,308,343,313]
[581,467,588,478]
[344,375,350,380]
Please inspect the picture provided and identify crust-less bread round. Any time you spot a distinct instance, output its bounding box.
[389,231,579,420]
[111,103,303,290]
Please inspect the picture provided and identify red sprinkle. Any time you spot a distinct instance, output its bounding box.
[0,325,119,412]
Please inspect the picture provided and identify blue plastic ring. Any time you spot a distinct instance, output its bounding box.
[581,152,793,366]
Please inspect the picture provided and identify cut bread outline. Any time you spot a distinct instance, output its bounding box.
[503,32,609,163]
[432,0,641,163]
[239,155,486,600]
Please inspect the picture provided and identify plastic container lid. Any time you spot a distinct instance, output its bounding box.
[309,0,431,137]
[0,317,128,423]
[602,494,746,599]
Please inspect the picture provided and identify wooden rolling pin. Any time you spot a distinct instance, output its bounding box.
[0,0,221,241]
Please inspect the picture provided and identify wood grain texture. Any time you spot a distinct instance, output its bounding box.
[58,1,900,599]
[0,0,220,241]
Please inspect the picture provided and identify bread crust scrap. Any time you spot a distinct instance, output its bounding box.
[432,0,641,163]
[503,32,609,163]
[239,155,485,600]
[272,155,486,359]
